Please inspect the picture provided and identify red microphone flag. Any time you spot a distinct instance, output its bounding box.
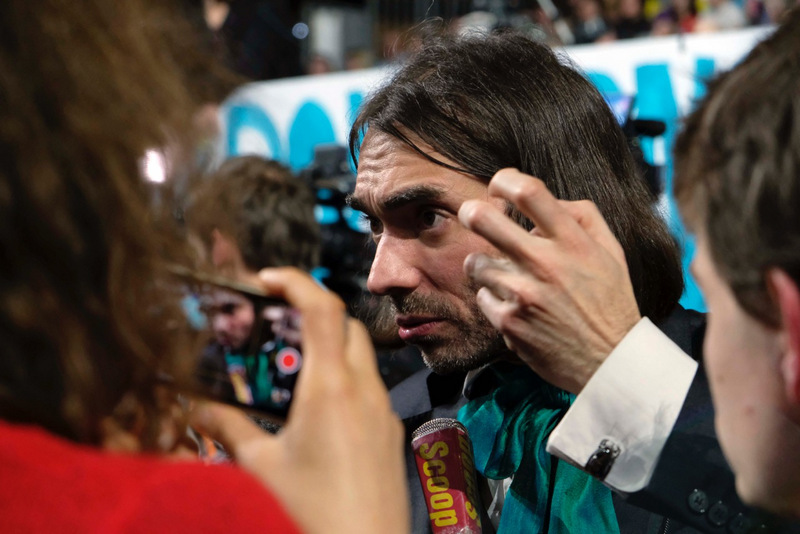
[411,418,483,534]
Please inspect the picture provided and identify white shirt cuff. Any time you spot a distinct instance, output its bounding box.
[545,317,698,493]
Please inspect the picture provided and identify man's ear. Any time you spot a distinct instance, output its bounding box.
[768,268,800,406]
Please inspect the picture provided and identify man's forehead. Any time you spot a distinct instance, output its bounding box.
[350,130,487,213]
[353,131,418,188]
[350,183,450,216]
[358,129,407,163]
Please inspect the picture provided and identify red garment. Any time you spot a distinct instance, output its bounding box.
[0,421,302,533]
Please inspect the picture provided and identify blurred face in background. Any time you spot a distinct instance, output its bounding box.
[574,0,603,21]
[673,0,694,16]
[619,0,642,18]
[651,15,677,35]
[691,233,800,514]
[208,289,255,351]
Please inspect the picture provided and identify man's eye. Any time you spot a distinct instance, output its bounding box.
[420,210,444,229]
[220,303,237,315]
[365,215,383,235]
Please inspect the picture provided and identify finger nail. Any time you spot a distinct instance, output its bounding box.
[458,200,479,227]
[490,168,530,195]
[464,253,490,277]
[463,253,477,276]
[492,167,521,184]
[475,286,492,306]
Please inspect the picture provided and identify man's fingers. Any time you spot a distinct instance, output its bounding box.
[475,286,517,332]
[464,253,520,302]
[559,199,614,244]
[459,199,545,264]
[559,200,627,264]
[488,168,581,238]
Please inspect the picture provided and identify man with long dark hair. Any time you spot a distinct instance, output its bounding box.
[348,27,791,533]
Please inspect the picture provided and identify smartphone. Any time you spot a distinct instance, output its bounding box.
[170,265,303,419]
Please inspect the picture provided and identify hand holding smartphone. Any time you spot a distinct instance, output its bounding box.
[170,265,303,419]
[187,267,410,534]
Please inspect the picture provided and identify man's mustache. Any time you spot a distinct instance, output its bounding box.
[391,276,483,318]
[390,292,459,318]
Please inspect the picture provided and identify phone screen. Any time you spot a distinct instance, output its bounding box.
[174,267,303,419]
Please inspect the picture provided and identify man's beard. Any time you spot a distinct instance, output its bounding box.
[389,284,508,375]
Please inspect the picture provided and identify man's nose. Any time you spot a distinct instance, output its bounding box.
[367,236,422,297]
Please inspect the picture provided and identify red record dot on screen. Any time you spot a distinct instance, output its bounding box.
[276,347,302,375]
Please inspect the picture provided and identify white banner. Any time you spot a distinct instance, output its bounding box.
[220,27,772,169]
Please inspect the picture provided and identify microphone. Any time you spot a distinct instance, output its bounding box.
[411,418,483,534]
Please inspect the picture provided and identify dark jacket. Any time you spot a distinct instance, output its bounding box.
[390,307,798,533]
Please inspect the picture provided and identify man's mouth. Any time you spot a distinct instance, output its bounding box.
[395,315,446,341]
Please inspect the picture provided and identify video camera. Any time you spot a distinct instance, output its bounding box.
[608,93,668,200]
[299,144,373,312]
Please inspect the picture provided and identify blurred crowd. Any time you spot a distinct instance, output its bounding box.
[437,0,799,50]
[538,0,799,44]
[192,0,800,81]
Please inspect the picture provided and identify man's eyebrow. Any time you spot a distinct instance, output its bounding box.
[346,185,446,214]
[345,194,369,213]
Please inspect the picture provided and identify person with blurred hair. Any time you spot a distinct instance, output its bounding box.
[673,9,800,518]
[570,0,614,43]
[612,0,652,39]
[187,155,320,278]
[0,1,407,533]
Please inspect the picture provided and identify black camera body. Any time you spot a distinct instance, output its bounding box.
[175,266,303,420]
[300,144,373,312]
